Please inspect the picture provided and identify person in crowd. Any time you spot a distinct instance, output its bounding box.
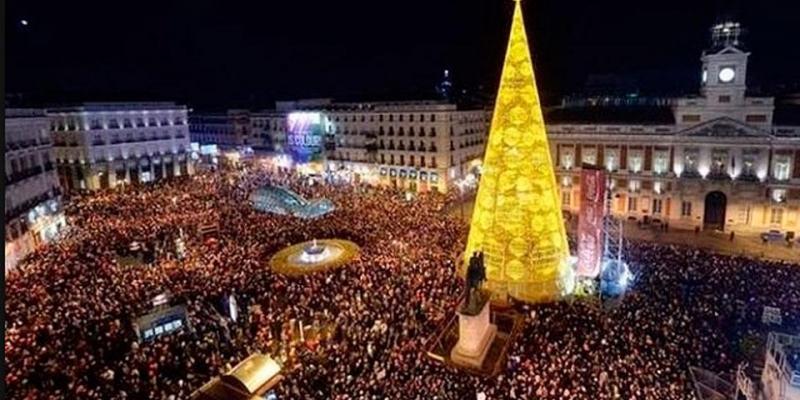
[5,165,799,400]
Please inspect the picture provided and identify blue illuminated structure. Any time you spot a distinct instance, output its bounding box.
[599,259,633,298]
[250,185,334,219]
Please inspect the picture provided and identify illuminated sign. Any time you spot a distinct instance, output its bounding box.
[287,112,324,162]
[577,167,606,278]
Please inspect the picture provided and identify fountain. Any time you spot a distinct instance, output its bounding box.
[298,239,331,264]
[270,238,360,276]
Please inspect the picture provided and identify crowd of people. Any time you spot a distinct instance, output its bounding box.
[5,164,799,400]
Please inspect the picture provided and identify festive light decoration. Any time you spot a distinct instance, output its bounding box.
[464,0,571,303]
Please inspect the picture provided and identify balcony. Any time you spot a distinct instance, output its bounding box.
[6,166,45,186]
[4,188,62,223]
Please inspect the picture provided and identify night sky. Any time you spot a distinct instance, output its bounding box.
[7,0,800,109]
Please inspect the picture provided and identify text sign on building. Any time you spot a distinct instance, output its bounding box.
[287,112,323,163]
[577,167,606,278]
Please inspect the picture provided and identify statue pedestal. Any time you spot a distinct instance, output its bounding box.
[450,294,497,369]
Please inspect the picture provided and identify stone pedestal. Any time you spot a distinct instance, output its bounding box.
[450,294,497,369]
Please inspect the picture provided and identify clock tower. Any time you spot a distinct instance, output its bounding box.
[700,21,749,105]
[675,19,774,129]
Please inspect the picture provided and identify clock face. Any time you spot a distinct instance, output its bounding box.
[718,67,735,83]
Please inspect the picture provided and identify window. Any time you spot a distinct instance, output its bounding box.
[627,197,638,212]
[430,114,436,122]
[409,114,414,122]
[410,155,415,166]
[560,151,574,169]
[562,191,571,207]
[770,208,784,225]
[582,148,597,166]
[773,156,791,181]
[718,95,731,103]
[681,201,692,217]
[682,115,701,123]
[653,151,669,175]
[605,149,619,172]
[683,149,699,174]
[400,155,405,165]
[772,189,787,203]
[710,149,728,176]
[389,114,394,122]
[746,114,767,123]
[628,152,643,173]
[430,127,436,137]
[399,114,404,122]
[652,199,663,214]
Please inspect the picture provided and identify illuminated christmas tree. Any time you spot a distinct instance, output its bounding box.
[464,0,572,303]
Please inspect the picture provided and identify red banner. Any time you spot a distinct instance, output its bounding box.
[577,167,606,278]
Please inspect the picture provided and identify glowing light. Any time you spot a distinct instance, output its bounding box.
[653,181,663,194]
[718,67,735,83]
[20,19,28,26]
[698,165,710,178]
[464,0,569,304]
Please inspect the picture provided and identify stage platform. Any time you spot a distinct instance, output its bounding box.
[425,307,524,377]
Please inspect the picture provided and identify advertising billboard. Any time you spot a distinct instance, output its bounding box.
[577,166,606,278]
[287,112,324,163]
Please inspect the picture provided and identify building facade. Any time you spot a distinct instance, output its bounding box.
[5,109,67,273]
[304,100,489,193]
[550,22,800,235]
[48,102,194,191]
[189,110,258,149]
[193,99,490,193]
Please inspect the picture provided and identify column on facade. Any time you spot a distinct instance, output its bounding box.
[597,145,604,168]
[148,155,155,182]
[620,145,628,172]
[107,161,117,188]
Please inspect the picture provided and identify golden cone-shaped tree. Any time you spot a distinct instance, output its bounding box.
[464,0,572,303]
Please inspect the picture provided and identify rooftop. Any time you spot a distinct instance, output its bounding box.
[5,108,47,118]
[48,102,187,113]
[545,105,676,125]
